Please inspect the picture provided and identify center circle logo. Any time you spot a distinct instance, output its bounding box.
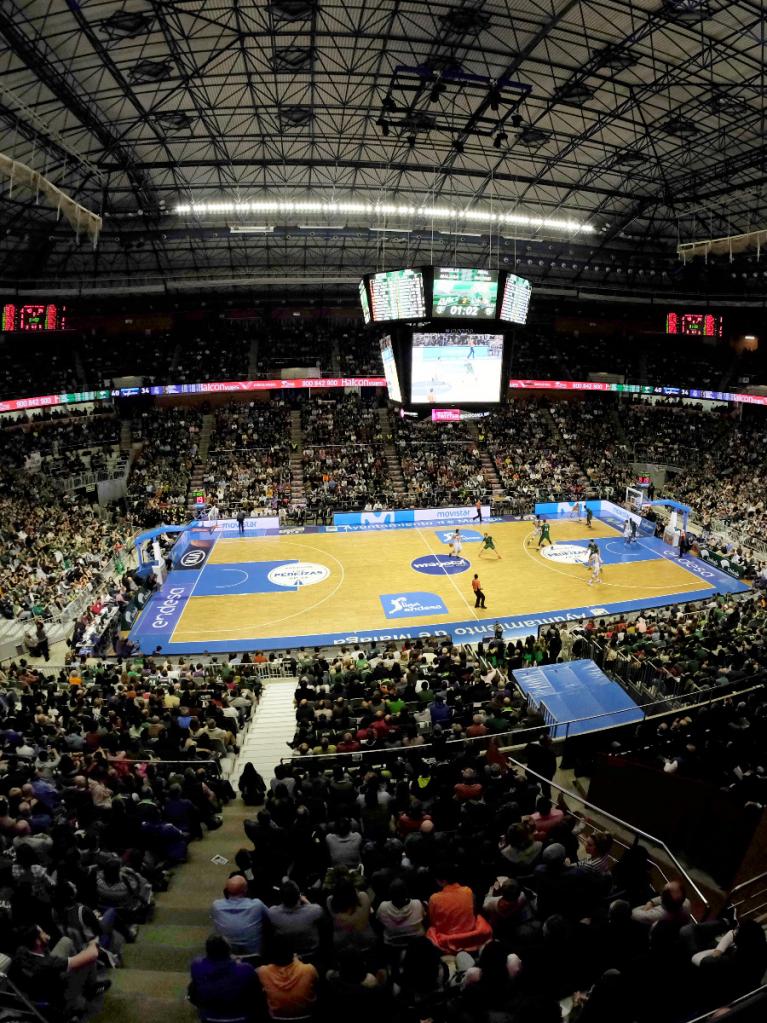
[540,544,589,565]
[179,549,206,568]
[411,554,470,575]
[268,561,330,588]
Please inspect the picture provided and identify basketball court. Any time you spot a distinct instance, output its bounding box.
[129,513,748,655]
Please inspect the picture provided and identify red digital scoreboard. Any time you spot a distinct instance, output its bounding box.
[665,312,723,337]
[1,303,67,331]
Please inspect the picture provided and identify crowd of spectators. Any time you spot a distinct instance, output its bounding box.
[283,639,551,756]
[339,330,384,376]
[301,396,394,517]
[78,333,178,390]
[1,412,122,478]
[257,323,335,375]
[191,696,767,1023]
[173,327,252,385]
[127,409,204,526]
[617,400,734,467]
[484,402,586,510]
[0,339,80,400]
[0,479,127,625]
[0,659,260,1018]
[563,593,767,701]
[393,419,488,507]
[669,413,767,549]
[205,401,293,516]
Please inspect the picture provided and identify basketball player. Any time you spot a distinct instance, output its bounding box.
[587,549,603,586]
[474,499,483,523]
[450,529,463,558]
[623,519,632,544]
[479,532,501,559]
[586,506,594,529]
[538,518,552,548]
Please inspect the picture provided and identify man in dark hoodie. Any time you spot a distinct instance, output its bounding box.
[189,934,258,1017]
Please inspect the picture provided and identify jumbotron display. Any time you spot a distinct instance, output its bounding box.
[369,268,426,321]
[379,335,402,403]
[432,267,498,319]
[359,266,532,323]
[500,273,532,324]
[411,332,504,404]
[358,281,371,325]
[666,312,723,337]
[1,303,67,331]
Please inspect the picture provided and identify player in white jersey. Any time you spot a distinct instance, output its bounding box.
[587,549,603,586]
[450,529,463,558]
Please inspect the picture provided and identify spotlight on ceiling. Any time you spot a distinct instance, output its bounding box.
[511,114,523,128]
[382,94,397,112]
[489,84,501,111]
[493,131,508,149]
[407,134,416,148]
[377,118,390,137]
[453,139,465,154]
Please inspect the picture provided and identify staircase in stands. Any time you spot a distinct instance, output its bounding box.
[467,422,505,506]
[289,409,306,511]
[377,408,408,505]
[186,413,215,514]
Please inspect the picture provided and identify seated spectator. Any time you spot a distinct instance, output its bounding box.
[530,795,564,838]
[326,818,363,869]
[376,878,426,946]
[267,882,325,959]
[188,934,259,1020]
[631,879,691,927]
[326,877,375,953]
[426,862,492,954]
[211,875,268,956]
[10,924,105,1018]
[256,935,319,1020]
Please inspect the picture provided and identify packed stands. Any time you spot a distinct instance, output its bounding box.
[0,658,259,1020]
[393,417,489,507]
[484,401,587,510]
[127,408,204,525]
[204,400,293,516]
[301,395,394,517]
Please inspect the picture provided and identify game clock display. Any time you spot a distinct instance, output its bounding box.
[665,312,723,337]
[1,303,66,331]
[432,267,498,318]
[359,266,532,324]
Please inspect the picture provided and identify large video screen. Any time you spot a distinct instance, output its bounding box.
[411,332,504,404]
[380,335,402,403]
[369,268,426,321]
[432,267,498,319]
[499,274,532,324]
[666,312,723,337]
[358,281,371,325]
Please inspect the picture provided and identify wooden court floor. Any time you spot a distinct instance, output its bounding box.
[170,518,713,646]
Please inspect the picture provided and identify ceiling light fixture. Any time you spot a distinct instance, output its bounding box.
[493,131,508,149]
[174,198,594,233]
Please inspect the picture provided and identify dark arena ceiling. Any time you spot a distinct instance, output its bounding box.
[2,0,767,299]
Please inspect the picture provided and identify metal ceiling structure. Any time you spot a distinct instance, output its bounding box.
[1,0,767,297]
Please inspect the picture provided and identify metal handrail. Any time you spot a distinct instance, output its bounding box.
[728,870,767,897]
[684,984,767,1023]
[502,751,710,916]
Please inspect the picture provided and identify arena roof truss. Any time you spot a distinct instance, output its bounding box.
[0,0,767,297]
